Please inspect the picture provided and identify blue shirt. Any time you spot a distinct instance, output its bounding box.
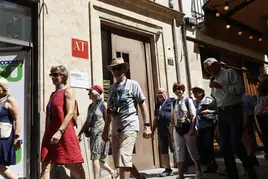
[242,93,256,116]
[154,97,175,135]
[194,97,216,129]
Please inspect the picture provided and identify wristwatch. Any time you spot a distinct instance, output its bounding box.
[144,123,151,127]
[14,134,20,139]
[58,128,65,134]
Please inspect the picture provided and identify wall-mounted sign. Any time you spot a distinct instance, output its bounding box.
[167,57,174,66]
[72,38,88,59]
[70,71,89,89]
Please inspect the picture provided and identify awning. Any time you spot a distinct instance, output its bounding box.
[203,0,268,41]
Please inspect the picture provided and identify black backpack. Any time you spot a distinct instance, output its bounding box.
[172,97,191,136]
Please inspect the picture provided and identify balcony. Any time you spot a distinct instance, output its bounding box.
[191,0,208,24]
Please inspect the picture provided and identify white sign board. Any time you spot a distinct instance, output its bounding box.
[70,71,89,89]
[0,55,26,178]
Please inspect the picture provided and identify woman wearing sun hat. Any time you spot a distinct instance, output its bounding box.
[192,86,218,174]
[78,85,118,179]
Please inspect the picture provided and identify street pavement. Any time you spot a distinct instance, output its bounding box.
[102,153,268,179]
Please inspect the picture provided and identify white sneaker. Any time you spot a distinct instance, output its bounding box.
[195,170,203,178]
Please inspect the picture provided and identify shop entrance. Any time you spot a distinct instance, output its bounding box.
[101,26,157,170]
[0,0,37,178]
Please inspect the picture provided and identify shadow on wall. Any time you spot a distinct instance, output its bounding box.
[51,165,76,179]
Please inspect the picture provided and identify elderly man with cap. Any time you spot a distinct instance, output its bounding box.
[202,58,258,179]
[102,57,152,179]
[192,86,218,173]
[78,85,118,179]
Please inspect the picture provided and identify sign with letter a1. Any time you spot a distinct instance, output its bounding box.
[72,38,88,59]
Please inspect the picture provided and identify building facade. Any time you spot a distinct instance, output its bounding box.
[0,0,186,178]
[1,0,267,178]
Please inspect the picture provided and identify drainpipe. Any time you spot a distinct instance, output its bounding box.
[170,0,181,82]
[178,0,192,95]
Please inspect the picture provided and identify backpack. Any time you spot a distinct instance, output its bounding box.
[172,97,191,136]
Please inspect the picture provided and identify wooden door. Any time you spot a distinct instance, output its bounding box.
[111,34,156,170]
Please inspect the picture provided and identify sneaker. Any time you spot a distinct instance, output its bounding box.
[203,162,218,173]
[195,170,203,178]
[111,170,119,179]
[264,154,268,161]
[217,167,228,177]
[249,155,259,166]
[246,167,258,179]
[159,168,173,177]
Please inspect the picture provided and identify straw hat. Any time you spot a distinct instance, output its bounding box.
[106,57,129,71]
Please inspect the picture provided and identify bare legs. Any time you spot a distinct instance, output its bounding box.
[0,165,18,179]
[161,154,171,169]
[92,160,101,179]
[120,167,131,179]
[41,162,85,179]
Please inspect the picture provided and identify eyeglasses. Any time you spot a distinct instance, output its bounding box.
[49,73,62,77]
[88,90,92,95]
[111,67,123,72]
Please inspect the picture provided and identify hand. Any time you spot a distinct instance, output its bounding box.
[77,134,82,142]
[102,128,109,142]
[151,130,155,140]
[189,126,196,136]
[143,126,152,139]
[50,130,62,144]
[14,138,21,151]
[209,81,223,89]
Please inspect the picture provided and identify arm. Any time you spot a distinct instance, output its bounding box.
[223,69,243,95]
[138,100,152,139]
[7,97,21,136]
[7,97,21,150]
[78,105,92,137]
[59,88,75,132]
[138,100,150,124]
[170,104,175,142]
[152,116,157,136]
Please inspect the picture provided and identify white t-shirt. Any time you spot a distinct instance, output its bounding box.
[107,78,146,135]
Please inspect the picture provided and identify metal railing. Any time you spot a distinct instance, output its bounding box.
[191,0,208,24]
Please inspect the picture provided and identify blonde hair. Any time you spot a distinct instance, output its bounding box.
[0,77,10,96]
[50,65,68,85]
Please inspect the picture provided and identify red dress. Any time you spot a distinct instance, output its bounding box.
[41,89,84,164]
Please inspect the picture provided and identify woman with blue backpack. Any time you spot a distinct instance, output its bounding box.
[78,85,118,179]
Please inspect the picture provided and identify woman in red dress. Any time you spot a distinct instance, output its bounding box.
[41,65,85,179]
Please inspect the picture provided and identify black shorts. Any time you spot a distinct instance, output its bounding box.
[158,135,174,154]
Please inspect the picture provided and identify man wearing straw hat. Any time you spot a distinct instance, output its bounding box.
[102,57,152,179]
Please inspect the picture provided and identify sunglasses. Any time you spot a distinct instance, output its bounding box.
[111,67,124,72]
[193,90,203,93]
[49,73,62,77]
[88,90,92,95]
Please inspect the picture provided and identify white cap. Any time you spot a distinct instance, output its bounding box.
[203,57,218,65]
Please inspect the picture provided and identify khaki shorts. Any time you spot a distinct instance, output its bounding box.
[112,131,137,168]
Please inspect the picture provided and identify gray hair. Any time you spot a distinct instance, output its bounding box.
[203,58,218,65]
[50,65,68,85]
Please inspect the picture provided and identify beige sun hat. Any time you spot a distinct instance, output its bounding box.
[106,57,130,71]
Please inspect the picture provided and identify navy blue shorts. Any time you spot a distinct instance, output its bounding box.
[158,135,175,154]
